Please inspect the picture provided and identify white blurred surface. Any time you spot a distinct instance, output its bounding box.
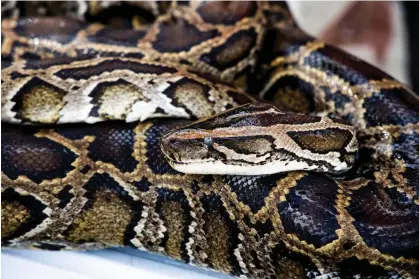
[2,249,230,279]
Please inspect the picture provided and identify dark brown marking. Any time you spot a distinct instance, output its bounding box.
[287,128,353,154]
[153,18,220,53]
[185,103,321,130]
[54,59,177,80]
[200,28,257,70]
[24,55,96,70]
[15,17,85,44]
[88,27,146,46]
[2,124,77,183]
[214,135,275,156]
[197,1,257,25]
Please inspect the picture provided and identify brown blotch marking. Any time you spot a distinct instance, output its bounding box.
[17,147,61,172]
[173,81,213,118]
[89,27,146,47]
[203,213,232,273]
[197,2,257,25]
[181,103,321,132]
[273,87,311,113]
[287,128,352,153]
[7,135,65,172]
[23,55,96,70]
[1,201,30,238]
[200,29,257,71]
[215,136,274,155]
[66,191,132,244]
[215,34,254,66]
[160,201,186,260]
[19,85,65,123]
[14,17,83,42]
[153,19,219,53]
[96,83,145,119]
[55,60,177,80]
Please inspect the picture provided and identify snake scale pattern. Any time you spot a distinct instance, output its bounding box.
[1,1,419,278]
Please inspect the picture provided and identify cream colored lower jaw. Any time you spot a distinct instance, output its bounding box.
[169,159,323,176]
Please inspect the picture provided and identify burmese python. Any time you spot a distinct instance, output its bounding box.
[1,1,419,279]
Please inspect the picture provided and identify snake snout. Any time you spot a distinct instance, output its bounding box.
[161,130,213,164]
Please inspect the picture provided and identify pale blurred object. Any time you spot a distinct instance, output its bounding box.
[288,1,408,85]
[2,248,231,279]
[319,2,393,64]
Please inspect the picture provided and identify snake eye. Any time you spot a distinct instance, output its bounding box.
[203,137,213,147]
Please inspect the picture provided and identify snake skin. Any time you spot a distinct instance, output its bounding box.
[1,1,419,279]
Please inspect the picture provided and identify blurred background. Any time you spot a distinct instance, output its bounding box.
[2,1,418,279]
[289,1,418,92]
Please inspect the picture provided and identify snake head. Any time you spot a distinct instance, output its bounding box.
[161,102,358,175]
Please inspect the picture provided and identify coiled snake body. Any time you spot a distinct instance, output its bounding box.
[1,2,419,278]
